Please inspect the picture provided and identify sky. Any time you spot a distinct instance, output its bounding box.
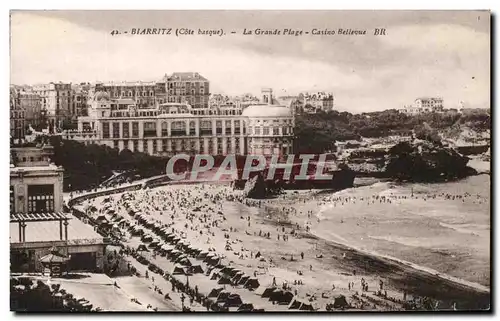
[10,10,490,112]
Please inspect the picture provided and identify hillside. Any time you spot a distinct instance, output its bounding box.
[294,109,491,154]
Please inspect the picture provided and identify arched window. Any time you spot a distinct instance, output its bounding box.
[171,121,186,136]
[189,121,196,135]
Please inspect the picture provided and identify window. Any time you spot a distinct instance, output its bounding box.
[235,138,240,154]
[27,184,54,213]
[152,140,157,154]
[255,127,261,135]
[225,121,232,135]
[162,139,168,151]
[123,140,129,149]
[200,139,205,154]
[161,122,169,137]
[200,120,212,136]
[143,122,157,138]
[263,127,270,136]
[208,139,213,153]
[133,140,139,152]
[189,121,196,136]
[273,127,280,135]
[112,123,120,138]
[122,122,130,138]
[132,122,139,137]
[171,121,186,137]
[216,121,222,135]
[234,120,241,135]
[10,186,14,214]
[102,122,110,138]
[217,138,223,154]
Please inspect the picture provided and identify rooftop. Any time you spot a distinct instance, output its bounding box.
[241,105,292,118]
[10,214,103,244]
[167,72,208,82]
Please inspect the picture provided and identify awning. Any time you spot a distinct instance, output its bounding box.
[10,212,70,223]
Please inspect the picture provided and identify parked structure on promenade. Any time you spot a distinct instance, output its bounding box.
[9,144,106,273]
[63,87,294,157]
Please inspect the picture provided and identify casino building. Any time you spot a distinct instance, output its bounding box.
[64,88,294,157]
[10,145,106,273]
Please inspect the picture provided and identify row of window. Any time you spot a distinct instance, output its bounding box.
[10,184,55,214]
[169,89,206,95]
[102,121,246,139]
[249,126,294,136]
[168,82,207,88]
[114,137,242,154]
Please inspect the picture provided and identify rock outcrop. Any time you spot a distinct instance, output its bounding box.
[385,140,477,182]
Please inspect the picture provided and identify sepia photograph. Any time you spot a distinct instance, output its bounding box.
[9,10,491,312]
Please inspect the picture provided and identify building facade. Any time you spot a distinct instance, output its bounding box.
[10,145,105,273]
[32,82,75,129]
[94,81,167,109]
[10,87,26,140]
[165,72,210,109]
[288,92,335,114]
[400,97,444,115]
[243,89,295,156]
[10,146,64,214]
[19,90,42,130]
[73,83,91,117]
[64,88,294,157]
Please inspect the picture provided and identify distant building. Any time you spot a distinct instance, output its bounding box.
[400,97,444,115]
[72,83,91,117]
[10,86,26,141]
[64,88,294,157]
[165,72,210,109]
[92,72,210,110]
[243,88,294,156]
[291,92,335,114]
[94,80,167,109]
[19,90,42,130]
[10,145,105,273]
[32,82,75,129]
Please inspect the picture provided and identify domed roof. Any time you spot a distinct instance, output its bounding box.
[242,104,292,118]
[94,91,110,102]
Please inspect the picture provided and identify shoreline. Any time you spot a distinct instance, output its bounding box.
[65,175,490,310]
[310,227,489,294]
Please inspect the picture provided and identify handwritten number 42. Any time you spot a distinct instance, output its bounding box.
[110,30,120,36]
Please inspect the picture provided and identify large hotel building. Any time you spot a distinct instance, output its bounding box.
[64,82,295,157]
[93,72,210,109]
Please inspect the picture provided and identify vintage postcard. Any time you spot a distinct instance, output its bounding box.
[9,10,491,312]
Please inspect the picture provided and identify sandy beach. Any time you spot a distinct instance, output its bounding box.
[76,172,490,311]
